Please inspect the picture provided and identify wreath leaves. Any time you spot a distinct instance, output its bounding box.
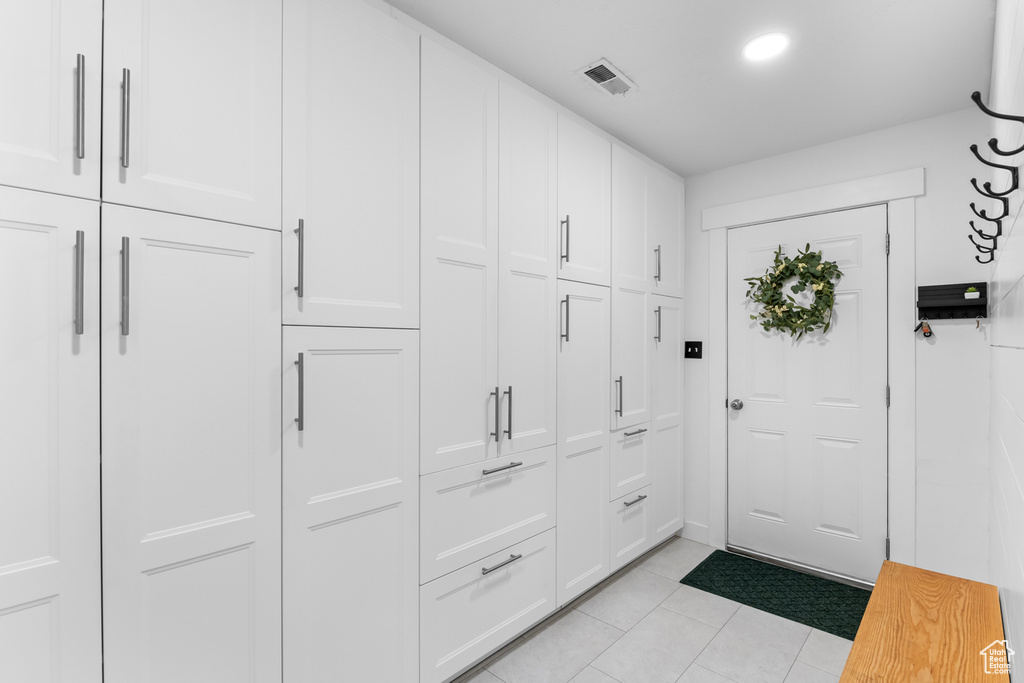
[744,244,844,339]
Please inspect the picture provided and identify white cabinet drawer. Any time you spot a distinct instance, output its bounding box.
[420,529,557,683]
[421,446,555,583]
[609,486,653,572]
[609,425,651,500]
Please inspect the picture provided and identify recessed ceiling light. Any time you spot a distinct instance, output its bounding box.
[742,32,791,61]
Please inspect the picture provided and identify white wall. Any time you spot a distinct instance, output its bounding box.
[683,107,992,582]
[988,0,1024,659]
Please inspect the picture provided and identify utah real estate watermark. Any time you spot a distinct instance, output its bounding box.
[980,640,1013,676]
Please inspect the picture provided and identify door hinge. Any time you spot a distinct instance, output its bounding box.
[885,233,890,255]
[886,385,890,408]
[885,537,890,559]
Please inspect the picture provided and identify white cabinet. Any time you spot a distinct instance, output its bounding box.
[0,187,101,683]
[611,287,652,429]
[420,446,555,583]
[609,486,653,572]
[0,0,101,199]
[557,115,611,286]
[282,0,419,328]
[497,83,558,455]
[100,206,281,683]
[102,0,282,229]
[556,280,611,606]
[420,529,557,683]
[649,169,685,298]
[282,326,419,683]
[651,296,684,543]
[610,425,652,501]
[420,38,500,474]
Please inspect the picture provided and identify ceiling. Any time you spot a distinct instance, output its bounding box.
[385,0,997,178]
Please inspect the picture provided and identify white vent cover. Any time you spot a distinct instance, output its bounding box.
[579,59,636,96]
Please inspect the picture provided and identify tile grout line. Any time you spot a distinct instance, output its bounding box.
[780,629,815,683]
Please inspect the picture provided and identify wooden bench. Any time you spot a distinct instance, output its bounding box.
[840,561,1010,682]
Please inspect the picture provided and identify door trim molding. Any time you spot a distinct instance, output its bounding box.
[700,169,920,568]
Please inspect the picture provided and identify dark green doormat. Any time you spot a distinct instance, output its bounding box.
[680,550,871,640]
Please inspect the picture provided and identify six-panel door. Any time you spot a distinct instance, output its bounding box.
[102,0,282,229]
[101,205,281,682]
[282,0,420,328]
[282,326,419,683]
[0,0,102,199]
[0,186,101,683]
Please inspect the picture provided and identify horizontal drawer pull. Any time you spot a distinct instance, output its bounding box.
[481,553,523,575]
[624,494,648,508]
[482,461,523,476]
[623,428,647,437]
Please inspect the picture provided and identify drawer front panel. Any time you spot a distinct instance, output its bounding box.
[609,425,651,500]
[420,446,555,583]
[420,529,556,683]
[609,486,653,572]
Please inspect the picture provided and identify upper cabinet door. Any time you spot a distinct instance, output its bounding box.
[283,0,419,328]
[611,144,648,293]
[102,0,282,229]
[0,0,101,199]
[498,83,558,455]
[0,186,101,682]
[420,38,499,474]
[648,169,684,298]
[557,116,611,287]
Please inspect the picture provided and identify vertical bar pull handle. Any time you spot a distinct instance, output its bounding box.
[74,230,85,335]
[119,237,129,336]
[294,219,304,298]
[654,245,662,282]
[615,376,623,417]
[294,353,304,431]
[560,215,570,262]
[503,386,513,439]
[75,54,85,160]
[655,306,662,342]
[560,296,570,342]
[119,68,130,168]
[491,386,501,440]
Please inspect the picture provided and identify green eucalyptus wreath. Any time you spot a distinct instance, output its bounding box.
[744,244,844,338]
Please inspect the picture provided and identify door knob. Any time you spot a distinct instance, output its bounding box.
[730,399,744,411]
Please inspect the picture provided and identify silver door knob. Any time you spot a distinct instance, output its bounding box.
[730,399,744,411]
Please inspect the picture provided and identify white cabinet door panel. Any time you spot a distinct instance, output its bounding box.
[102,0,282,228]
[0,0,101,198]
[611,144,649,293]
[420,38,499,474]
[649,170,684,298]
[101,206,281,683]
[557,115,610,286]
[610,426,651,501]
[283,327,418,683]
[283,0,419,327]
[420,529,556,683]
[609,486,652,572]
[651,296,684,543]
[611,288,652,429]
[420,446,555,583]
[498,83,557,455]
[0,187,100,683]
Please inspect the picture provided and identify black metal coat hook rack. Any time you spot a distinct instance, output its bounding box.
[972,91,1024,156]
[970,144,1019,196]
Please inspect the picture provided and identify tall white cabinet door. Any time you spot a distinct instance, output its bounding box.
[556,280,610,606]
[102,0,282,229]
[420,38,499,474]
[611,287,652,429]
[283,327,418,683]
[498,84,558,455]
[649,170,685,298]
[0,0,101,199]
[557,115,610,286]
[282,0,419,328]
[611,144,649,293]
[651,296,684,544]
[101,206,281,683]
[0,187,100,683]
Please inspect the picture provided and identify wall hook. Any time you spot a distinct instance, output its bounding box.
[970,196,1010,222]
[969,144,1019,195]
[970,219,1001,240]
[972,92,1024,155]
[976,251,995,264]
[969,233,998,252]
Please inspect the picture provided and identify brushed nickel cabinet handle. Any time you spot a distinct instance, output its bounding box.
[482,461,522,476]
[74,230,85,334]
[119,68,130,168]
[503,385,513,439]
[560,296,570,342]
[624,494,648,508]
[119,237,129,335]
[624,428,647,437]
[295,353,304,431]
[75,54,85,159]
[294,219,304,297]
[654,245,662,282]
[560,215,570,262]
[615,376,623,417]
[491,386,501,440]
[481,553,522,575]
[655,305,662,342]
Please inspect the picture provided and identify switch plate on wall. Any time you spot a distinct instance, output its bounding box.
[684,341,703,359]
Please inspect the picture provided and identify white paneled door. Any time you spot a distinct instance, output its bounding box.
[283,0,419,328]
[0,187,101,683]
[0,0,102,199]
[727,205,888,582]
[283,327,418,683]
[101,206,281,682]
[102,0,282,229]
[556,115,611,287]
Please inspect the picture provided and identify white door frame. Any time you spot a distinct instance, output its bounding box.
[701,168,923,566]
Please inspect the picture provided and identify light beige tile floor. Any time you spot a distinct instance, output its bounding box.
[453,538,854,683]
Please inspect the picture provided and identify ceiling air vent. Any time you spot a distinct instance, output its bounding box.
[580,59,636,96]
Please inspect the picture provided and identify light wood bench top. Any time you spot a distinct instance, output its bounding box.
[840,561,1010,682]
